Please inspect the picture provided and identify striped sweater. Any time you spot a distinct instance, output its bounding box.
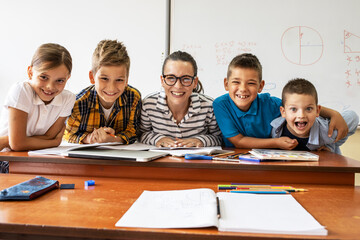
[139,90,222,146]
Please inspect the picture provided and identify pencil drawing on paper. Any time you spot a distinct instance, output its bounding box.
[281,26,324,66]
[344,30,360,53]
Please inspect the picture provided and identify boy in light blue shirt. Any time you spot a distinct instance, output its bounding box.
[213,53,350,148]
[271,78,358,154]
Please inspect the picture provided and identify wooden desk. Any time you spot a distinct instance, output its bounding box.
[2,150,360,185]
[0,173,359,240]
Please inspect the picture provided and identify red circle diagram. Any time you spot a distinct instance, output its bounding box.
[281,26,324,66]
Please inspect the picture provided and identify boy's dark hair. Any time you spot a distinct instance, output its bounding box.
[282,78,318,105]
[227,53,262,81]
[92,40,130,75]
[162,50,203,93]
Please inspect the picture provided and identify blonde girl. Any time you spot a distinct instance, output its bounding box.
[0,43,75,172]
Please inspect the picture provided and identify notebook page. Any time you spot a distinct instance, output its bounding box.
[217,192,327,236]
[150,146,223,157]
[116,188,218,228]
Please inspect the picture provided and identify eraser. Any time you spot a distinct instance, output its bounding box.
[84,180,95,187]
[60,184,75,189]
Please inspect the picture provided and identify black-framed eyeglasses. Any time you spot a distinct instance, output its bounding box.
[162,74,196,87]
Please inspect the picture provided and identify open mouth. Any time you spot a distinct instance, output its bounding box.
[295,121,308,130]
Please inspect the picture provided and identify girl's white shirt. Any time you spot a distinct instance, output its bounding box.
[0,81,75,137]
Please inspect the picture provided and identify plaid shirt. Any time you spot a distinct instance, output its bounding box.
[64,85,141,144]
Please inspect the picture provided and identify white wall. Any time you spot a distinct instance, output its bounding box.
[0,0,167,109]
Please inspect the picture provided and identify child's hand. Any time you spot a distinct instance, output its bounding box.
[276,137,298,150]
[156,137,177,147]
[174,138,203,147]
[87,127,117,143]
[328,111,348,142]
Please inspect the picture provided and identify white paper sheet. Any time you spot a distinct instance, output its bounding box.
[217,192,327,235]
[116,189,218,228]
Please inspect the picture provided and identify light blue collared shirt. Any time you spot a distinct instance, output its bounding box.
[271,110,359,154]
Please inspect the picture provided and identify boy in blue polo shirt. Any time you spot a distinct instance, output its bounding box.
[213,53,349,148]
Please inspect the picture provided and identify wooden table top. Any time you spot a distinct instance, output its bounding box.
[2,149,360,171]
[3,149,360,185]
[0,173,359,240]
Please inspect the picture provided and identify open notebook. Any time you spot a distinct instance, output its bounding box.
[116,188,327,236]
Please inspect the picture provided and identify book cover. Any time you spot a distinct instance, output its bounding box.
[249,149,319,161]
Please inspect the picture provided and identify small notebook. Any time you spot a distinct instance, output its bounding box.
[116,188,327,236]
[248,149,319,161]
[0,176,58,201]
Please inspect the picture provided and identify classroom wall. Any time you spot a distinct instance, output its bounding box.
[0,0,168,109]
[340,129,360,160]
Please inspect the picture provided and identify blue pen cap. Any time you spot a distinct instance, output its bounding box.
[84,180,95,187]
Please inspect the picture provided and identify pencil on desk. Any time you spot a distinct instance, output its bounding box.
[228,189,289,194]
[218,184,308,192]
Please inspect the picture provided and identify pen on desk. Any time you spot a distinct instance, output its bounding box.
[184,154,240,162]
[226,152,249,158]
[216,196,221,219]
[211,151,235,158]
[285,188,308,192]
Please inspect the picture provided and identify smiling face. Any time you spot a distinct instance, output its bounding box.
[28,64,70,104]
[224,67,264,112]
[161,60,198,110]
[90,65,128,109]
[280,93,321,138]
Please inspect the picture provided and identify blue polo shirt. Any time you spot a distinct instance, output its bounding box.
[213,93,282,147]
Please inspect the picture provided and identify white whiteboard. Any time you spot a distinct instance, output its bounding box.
[171,0,360,116]
[0,0,167,109]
